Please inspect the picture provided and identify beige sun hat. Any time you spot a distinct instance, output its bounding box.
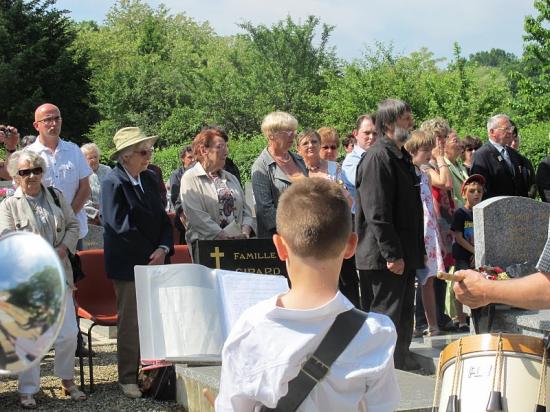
[110,127,158,160]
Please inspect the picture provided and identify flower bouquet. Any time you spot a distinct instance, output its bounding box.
[471,266,510,334]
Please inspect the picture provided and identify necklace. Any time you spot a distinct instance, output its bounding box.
[270,149,291,164]
[307,163,320,172]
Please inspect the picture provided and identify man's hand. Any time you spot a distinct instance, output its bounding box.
[453,269,490,308]
[387,258,405,275]
[3,126,19,151]
[148,247,167,265]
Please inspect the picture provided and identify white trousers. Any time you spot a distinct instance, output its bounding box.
[18,291,78,394]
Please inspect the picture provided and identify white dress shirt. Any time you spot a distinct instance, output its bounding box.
[27,138,92,238]
[341,145,366,214]
[216,291,399,412]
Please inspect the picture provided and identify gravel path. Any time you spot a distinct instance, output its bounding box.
[0,344,182,411]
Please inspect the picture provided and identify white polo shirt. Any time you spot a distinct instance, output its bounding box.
[216,291,400,412]
[27,138,92,238]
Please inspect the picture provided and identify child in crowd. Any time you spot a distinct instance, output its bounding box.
[215,178,399,412]
[450,174,486,331]
[405,131,446,337]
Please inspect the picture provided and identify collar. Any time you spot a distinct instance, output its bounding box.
[489,139,506,153]
[379,135,404,159]
[122,166,142,187]
[351,144,366,157]
[266,290,353,321]
[30,137,66,153]
[189,161,229,180]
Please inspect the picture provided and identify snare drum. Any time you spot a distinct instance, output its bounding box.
[434,333,549,412]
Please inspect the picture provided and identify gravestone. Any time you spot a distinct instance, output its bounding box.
[474,196,550,275]
[473,196,550,336]
[81,224,104,250]
[194,238,286,276]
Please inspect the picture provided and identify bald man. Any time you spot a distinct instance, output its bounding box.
[27,103,92,243]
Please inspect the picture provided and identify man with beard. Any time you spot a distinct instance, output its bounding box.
[355,99,425,370]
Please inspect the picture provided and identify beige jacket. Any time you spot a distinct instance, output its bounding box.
[180,162,255,245]
[0,185,80,287]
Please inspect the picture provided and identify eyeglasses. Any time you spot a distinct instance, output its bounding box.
[36,116,62,125]
[494,126,514,132]
[134,147,154,156]
[465,147,476,152]
[17,167,43,177]
[277,130,296,138]
[321,145,338,150]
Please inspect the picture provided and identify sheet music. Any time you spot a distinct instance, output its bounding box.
[217,271,289,335]
[159,286,224,358]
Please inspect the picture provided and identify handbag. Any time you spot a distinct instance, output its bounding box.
[47,186,86,283]
[138,365,176,401]
[260,308,368,412]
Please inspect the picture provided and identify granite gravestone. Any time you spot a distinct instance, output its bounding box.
[194,238,286,276]
[81,224,104,250]
[474,196,550,276]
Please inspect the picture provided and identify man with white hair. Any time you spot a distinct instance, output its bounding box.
[470,114,531,199]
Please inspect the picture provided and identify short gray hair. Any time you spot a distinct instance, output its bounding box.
[487,114,510,133]
[6,150,46,178]
[81,142,100,157]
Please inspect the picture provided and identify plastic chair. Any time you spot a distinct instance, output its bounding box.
[74,249,118,392]
[172,244,192,263]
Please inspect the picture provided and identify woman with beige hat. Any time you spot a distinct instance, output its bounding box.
[100,127,174,398]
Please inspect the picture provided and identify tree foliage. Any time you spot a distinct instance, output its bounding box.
[0,0,95,140]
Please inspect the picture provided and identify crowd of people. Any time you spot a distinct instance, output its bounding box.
[1,98,550,410]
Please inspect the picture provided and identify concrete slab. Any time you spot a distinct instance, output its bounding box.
[79,318,117,339]
[409,331,471,374]
[175,365,436,412]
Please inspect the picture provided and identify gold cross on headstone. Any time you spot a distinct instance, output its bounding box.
[210,246,225,269]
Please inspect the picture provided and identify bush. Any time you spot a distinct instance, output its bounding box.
[227,134,266,183]
[518,121,550,169]
[152,145,182,181]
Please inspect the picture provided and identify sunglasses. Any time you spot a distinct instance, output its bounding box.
[134,147,154,157]
[17,167,43,177]
[465,147,477,152]
[321,145,338,150]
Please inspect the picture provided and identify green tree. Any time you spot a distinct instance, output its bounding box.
[238,16,338,127]
[74,0,214,154]
[512,0,550,122]
[0,0,96,140]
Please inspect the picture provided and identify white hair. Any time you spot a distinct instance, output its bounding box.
[487,114,510,133]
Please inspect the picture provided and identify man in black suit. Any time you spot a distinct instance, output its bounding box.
[355,99,425,370]
[470,114,531,199]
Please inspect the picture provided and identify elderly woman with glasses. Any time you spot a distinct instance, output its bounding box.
[180,128,254,254]
[0,150,85,408]
[101,127,173,399]
[251,111,307,237]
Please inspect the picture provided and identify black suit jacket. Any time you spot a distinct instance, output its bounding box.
[101,163,174,281]
[470,142,531,199]
[537,155,550,202]
[354,136,425,271]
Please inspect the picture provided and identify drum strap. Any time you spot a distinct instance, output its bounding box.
[260,308,368,412]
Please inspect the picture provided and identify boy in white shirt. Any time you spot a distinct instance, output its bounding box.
[215,177,400,412]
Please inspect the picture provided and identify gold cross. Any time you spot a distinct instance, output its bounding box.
[210,246,225,269]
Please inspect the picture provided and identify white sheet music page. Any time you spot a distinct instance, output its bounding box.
[216,270,289,336]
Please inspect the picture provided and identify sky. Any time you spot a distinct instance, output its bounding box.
[56,0,537,62]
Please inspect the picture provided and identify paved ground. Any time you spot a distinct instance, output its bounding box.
[0,343,181,411]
